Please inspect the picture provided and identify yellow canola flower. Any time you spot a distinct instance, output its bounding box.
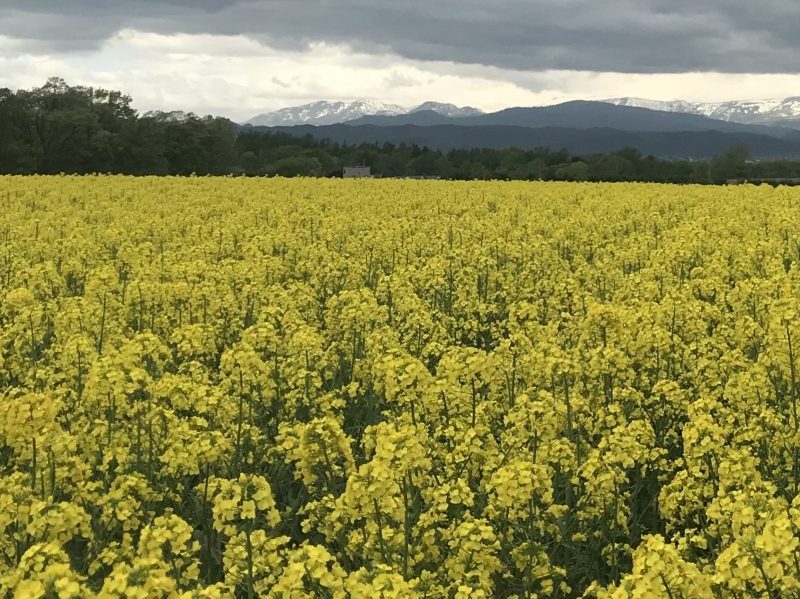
[4,176,800,597]
[201,473,280,537]
[0,543,84,599]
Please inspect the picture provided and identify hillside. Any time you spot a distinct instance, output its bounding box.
[346,101,792,137]
[247,123,800,159]
[606,96,800,128]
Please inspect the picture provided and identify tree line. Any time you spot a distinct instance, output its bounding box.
[3,78,800,184]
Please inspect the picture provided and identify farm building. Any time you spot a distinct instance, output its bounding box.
[343,166,372,178]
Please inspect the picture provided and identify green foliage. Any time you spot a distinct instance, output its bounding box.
[3,79,800,185]
[709,144,751,184]
[0,78,237,175]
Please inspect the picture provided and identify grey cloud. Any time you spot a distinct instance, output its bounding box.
[383,70,422,88]
[1,0,799,73]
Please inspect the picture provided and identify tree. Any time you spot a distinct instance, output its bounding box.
[5,78,800,183]
[709,145,750,184]
[267,156,323,177]
[555,161,590,181]
[0,88,36,172]
[589,154,635,181]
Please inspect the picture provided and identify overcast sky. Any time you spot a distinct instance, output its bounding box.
[1,1,799,121]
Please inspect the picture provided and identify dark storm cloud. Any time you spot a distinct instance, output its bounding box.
[1,0,798,73]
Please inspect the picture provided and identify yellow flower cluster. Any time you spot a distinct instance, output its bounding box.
[2,175,800,597]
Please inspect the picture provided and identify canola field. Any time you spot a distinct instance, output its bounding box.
[3,176,800,598]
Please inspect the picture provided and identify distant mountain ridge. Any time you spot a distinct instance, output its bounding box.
[246,100,483,126]
[247,96,800,130]
[409,102,483,117]
[241,97,800,159]
[605,97,800,128]
[346,101,792,138]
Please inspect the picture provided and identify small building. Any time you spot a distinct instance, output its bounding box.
[343,166,372,179]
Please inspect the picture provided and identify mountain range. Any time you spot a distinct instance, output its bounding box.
[242,97,800,159]
[247,97,800,129]
[246,100,483,126]
[343,101,793,137]
[605,97,800,128]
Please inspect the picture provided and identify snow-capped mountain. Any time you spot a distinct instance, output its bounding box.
[605,97,800,127]
[604,98,700,115]
[409,101,484,118]
[246,100,483,126]
[246,100,406,127]
[247,96,800,129]
[700,98,800,125]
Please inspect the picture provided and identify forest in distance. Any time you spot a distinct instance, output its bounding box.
[3,78,800,184]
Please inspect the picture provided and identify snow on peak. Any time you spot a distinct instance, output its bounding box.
[606,97,699,114]
[246,96,800,128]
[246,99,405,127]
[604,96,800,126]
[410,101,484,117]
[246,99,484,126]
